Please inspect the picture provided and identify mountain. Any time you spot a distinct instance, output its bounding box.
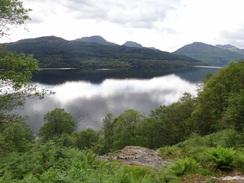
[3,36,204,68]
[216,44,244,55]
[123,41,143,48]
[74,35,117,46]
[174,42,244,66]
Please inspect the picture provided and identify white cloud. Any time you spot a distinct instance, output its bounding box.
[2,0,244,51]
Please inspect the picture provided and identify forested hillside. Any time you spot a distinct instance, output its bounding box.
[3,36,204,68]
[174,42,244,66]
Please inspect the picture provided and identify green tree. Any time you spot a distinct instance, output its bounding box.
[38,108,76,140]
[137,117,161,148]
[112,109,143,150]
[0,121,32,155]
[0,0,39,156]
[138,93,196,148]
[0,0,31,37]
[100,113,115,154]
[72,128,100,151]
[192,60,244,135]
[222,90,244,132]
[0,48,39,111]
[0,0,39,111]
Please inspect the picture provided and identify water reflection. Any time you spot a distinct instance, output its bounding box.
[16,68,218,134]
[32,67,217,85]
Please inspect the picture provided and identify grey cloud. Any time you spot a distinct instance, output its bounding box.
[15,85,178,134]
[25,0,182,31]
[220,27,244,48]
[64,0,182,29]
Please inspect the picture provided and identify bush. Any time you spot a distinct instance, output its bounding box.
[176,129,243,148]
[207,146,236,171]
[159,146,183,159]
[168,158,200,176]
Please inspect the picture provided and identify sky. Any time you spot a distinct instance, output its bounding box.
[2,0,244,52]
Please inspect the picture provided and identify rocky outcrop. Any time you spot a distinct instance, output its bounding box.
[98,146,173,169]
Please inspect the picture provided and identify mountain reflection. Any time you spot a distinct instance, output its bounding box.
[32,67,217,84]
[17,68,218,134]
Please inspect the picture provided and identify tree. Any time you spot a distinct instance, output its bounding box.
[72,128,100,151]
[112,109,143,150]
[0,0,39,156]
[38,108,76,140]
[192,60,244,135]
[140,93,196,148]
[222,90,244,132]
[0,0,31,37]
[0,121,32,155]
[0,45,40,156]
[0,0,39,112]
[0,48,39,111]
[100,113,115,154]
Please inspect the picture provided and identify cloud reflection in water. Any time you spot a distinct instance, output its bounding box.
[18,73,198,134]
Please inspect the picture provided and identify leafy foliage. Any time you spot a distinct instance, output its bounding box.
[222,89,244,132]
[176,129,243,149]
[0,121,32,156]
[72,128,100,151]
[192,60,244,135]
[38,108,76,140]
[0,142,167,182]
[0,0,31,37]
[207,146,236,171]
[168,158,200,176]
[112,109,144,150]
[137,93,196,148]
[0,48,40,111]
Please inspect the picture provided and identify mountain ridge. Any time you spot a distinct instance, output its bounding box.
[123,41,143,48]
[216,44,244,55]
[74,35,117,46]
[174,42,244,66]
[3,36,204,69]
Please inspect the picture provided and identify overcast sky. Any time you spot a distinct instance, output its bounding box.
[2,0,244,51]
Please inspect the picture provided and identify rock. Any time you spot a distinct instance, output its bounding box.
[213,176,244,182]
[98,146,173,169]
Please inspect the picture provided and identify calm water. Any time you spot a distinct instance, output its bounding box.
[15,67,218,134]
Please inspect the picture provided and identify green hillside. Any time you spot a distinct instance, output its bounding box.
[174,42,244,66]
[3,36,204,68]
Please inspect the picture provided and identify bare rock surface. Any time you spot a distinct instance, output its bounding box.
[214,175,244,182]
[99,146,173,169]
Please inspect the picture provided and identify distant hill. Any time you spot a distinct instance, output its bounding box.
[216,44,244,55]
[174,42,244,66]
[123,41,159,50]
[3,36,204,68]
[75,35,117,46]
[123,41,143,48]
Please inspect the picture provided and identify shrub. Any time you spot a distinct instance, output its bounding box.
[168,158,200,176]
[159,146,183,159]
[207,146,236,171]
